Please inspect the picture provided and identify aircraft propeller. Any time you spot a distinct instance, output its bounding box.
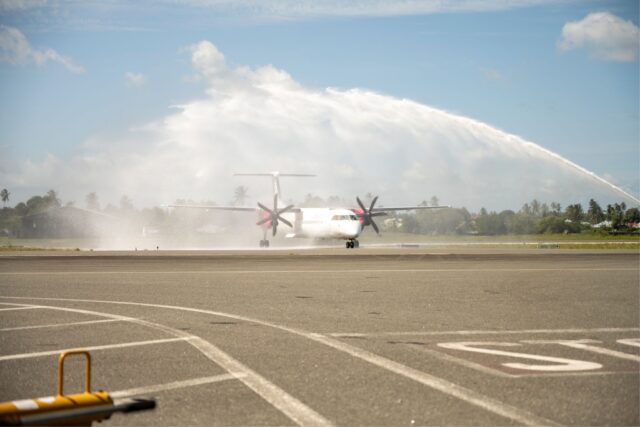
[257,194,295,236]
[356,196,387,234]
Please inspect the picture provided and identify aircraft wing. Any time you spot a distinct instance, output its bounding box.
[370,205,451,212]
[168,204,257,212]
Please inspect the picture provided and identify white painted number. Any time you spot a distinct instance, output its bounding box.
[437,341,602,372]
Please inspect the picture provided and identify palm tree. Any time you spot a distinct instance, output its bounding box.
[0,188,9,206]
[234,186,249,206]
[531,199,540,216]
[45,189,61,207]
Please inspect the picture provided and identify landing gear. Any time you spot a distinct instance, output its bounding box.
[345,239,360,249]
[259,230,270,248]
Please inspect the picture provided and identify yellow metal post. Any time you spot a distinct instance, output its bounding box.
[57,350,92,396]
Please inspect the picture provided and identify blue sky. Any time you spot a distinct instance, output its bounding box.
[0,0,638,209]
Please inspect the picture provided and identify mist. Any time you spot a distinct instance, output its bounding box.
[2,40,638,219]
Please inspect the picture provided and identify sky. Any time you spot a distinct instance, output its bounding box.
[0,0,638,211]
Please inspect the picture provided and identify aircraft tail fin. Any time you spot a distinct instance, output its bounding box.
[234,172,315,205]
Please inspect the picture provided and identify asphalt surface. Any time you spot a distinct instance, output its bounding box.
[0,248,638,426]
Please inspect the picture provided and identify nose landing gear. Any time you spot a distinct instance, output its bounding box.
[259,230,270,248]
[345,239,360,249]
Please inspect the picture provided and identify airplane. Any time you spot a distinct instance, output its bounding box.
[169,172,449,249]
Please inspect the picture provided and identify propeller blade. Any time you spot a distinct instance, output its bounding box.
[272,222,278,236]
[369,196,378,211]
[371,219,380,234]
[278,216,293,228]
[257,202,274,215]
[273,194,278,212]
[356,196,366,211]
[279,204,295,215]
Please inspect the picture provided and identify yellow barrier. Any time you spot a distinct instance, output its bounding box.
[0,350,154,426]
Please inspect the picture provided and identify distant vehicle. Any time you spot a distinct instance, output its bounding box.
[170,172,448,248]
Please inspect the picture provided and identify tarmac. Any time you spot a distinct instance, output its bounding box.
[0,247,638,426]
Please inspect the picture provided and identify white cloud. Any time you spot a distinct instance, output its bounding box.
[2,40,637,210]
[0,25,85,73]
[0,0,47,11]
[125,72,147,87]
[175,0,563,19]
[558,12,639,62]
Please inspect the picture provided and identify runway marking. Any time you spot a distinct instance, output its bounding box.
[523,339,640,362]
[407,342,637,378]
[0,301,333,427]
[408,343,515,378]
[0,337,192,361]
[0,296,559,426]
[0,318,121,332]
[437,342,602,372]
[305,333,560,426]
[0,306,40,312]
[618,338,640,348]
[110,374,245,398]
[328,327,640,338]
[0,267,636,275]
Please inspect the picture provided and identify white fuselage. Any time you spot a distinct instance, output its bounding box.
[279,208,362,240]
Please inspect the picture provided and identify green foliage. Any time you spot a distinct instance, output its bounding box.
[587,199,605,224]
[624,207,640,224]
[607,203,628,229]
[538,216,581,234]
[565,203,584,222]
[476,211,506,235]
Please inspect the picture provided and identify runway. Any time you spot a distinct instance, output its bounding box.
[1,248,638,426]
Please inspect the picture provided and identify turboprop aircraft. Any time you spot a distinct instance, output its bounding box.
[169,172,448,249]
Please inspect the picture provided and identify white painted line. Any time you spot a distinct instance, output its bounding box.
[110,373,244,398]
[185,334,334,427]
[329,327,640,338]
[517,371,638,378]
[0,306,40,312]
[0,318,121,332]
[0,301,334,427]
[11,399,39,410]
[407,343,515,378]
[617,338,640,348]
[437,342,601,372]
[0,337,191,362]
[524,339,640,362]
[307,333,560,426]
[407,342,637,378]
[0,267,636,275]
[0,297,559,426]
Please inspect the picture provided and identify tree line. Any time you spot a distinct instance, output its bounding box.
[0,187,638,237]
[399,198,639,235]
